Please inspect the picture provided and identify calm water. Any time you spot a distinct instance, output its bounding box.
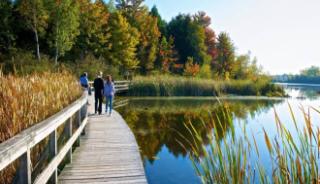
[118,85,320,184]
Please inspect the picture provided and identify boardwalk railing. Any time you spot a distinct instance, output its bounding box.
[88,80,130,93]
[0,93,88,184]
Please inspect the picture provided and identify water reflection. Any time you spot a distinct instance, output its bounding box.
[118,98,282,162]
[117,86,320,184]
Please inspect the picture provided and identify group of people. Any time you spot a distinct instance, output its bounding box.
[80,72,115,116]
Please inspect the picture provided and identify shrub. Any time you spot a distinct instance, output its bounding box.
[127,75,285,97]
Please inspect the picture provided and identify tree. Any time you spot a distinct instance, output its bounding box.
[107,0,116,13]
[106,11,140,73]
[49,0,80,64]
[115,0,144,19]
[17,0,48,61]
[194,11,217,72]
[133,9,161,74]
[0,0,15,53]
[213,32,236,79]
[158,36,178,73]
[167,14,210,67]
[150,5,167,38]
[75,0,110,59]
[301,66,320,77]
[233,53,261,80]
[184,57,200,77]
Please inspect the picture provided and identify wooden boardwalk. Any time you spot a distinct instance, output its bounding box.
[59,96,147,184]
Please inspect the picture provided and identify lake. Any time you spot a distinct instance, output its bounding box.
[117,84,320,184]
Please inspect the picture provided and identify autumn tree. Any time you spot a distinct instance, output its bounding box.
[184,57,200,77]
[193,11,217,71]
[213,32,236,79]
[150,5,167,38]
[49,0,80,64]
[106,11,140,73]
[75,0,110,59]
[233,53,261,80]
[17,0,48,61]
[167,14,210,67]
[158,36,178,73]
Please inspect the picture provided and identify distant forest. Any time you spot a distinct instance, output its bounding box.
[1,0,263,80]
[273,66,320,84]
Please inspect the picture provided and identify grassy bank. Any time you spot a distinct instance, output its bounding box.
[186,104,320,183]
[0,71,82,183]
[127,75,286,97]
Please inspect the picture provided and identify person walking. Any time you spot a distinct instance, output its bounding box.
[93,72,104,115]
[80,72,91,95]
[104,75,116,116]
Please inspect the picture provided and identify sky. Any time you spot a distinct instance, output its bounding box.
[143,0,320,75]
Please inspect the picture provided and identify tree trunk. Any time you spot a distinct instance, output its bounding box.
[34,29,41,61]
[54,45,59,65]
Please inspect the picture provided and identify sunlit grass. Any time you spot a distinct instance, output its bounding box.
[184,103,320,183]
[128,75,285,97]
[0,71,82,183]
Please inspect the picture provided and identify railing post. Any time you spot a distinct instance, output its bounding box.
[65,117,72,164]
[74,109,81,147]
[48,130,57,184]
[16,150,31,184]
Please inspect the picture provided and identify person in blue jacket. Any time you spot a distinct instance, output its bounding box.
[104,75,116,116]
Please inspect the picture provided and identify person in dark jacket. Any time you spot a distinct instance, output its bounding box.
[93,72,104,114]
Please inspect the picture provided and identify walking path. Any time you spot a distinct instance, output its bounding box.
[59,96,147,184]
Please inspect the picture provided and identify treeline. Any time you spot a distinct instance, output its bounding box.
[274,66,320,84]
[1,0,262,80]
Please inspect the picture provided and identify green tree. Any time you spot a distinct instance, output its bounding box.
[301,66,320,77]
[49,0,80,64]
[106,11,140,73]
[17,0,48,61]
[213,32,235,79]
[233,53,261,80]
[167,14,210,67]
[0,0,15,53]
[107,0,116,13]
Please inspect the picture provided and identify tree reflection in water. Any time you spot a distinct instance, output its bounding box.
[117,98,282,163]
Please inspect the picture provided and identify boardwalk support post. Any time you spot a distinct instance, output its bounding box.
[65,117,73,164]
[48,130,57,184]
[75,110,81,147]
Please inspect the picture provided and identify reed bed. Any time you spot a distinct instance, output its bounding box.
[185,104,320,183]
[0,71,82,183]
[128,75,285,97]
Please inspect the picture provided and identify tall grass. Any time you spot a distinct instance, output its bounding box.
[0,71,82,183]
[185,104,320,183]
[128,75,285,97]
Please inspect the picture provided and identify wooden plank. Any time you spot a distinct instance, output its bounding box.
[59,95,147,184]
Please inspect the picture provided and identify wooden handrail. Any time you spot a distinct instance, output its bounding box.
[0,93,88,184]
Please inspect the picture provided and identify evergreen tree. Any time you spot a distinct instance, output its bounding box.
[49,0,80,64]
[17,0,48,61]
[107,11,140,73]
[213,32,236,79]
